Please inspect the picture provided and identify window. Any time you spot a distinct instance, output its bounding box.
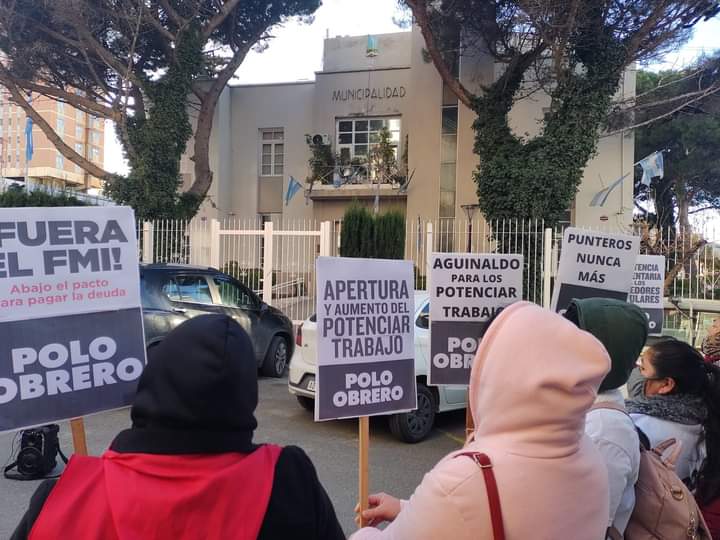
[57,101,65,114]
[56,118,65,135]
[336,117,400,161]
[76,109,84,123]
[260,129,284,176]
[75,142,84,155]
[91,146,100,162]
[416,302,430,329]
[213,277,254,308]
[162,276,213,304]
[56,153,64,170]
[91,130,101,144]
[75,126,84,140]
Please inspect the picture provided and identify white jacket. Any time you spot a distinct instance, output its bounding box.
[586,390,640,534]
[630,413,706,483]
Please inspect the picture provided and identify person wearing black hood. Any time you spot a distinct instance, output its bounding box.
[564,298,648,539]
[11,315,345,540]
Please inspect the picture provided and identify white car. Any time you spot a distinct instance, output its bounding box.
[288,292,468,443]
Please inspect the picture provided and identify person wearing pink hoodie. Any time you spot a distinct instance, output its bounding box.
[352,302,611,540]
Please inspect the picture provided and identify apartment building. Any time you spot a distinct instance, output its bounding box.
[0,89,105,193]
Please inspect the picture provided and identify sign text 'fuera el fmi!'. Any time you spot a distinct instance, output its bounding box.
[429,253,523,386]
[0,206,146,432]
[315,257,416,421]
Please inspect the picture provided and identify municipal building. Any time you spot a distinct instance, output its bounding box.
[182,27,635,233]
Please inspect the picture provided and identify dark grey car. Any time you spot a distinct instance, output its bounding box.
[140,264,294,377]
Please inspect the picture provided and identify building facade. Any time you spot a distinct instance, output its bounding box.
[0,89,105,193]
[185,27,635,232]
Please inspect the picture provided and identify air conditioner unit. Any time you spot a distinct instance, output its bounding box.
[309,133,331,146]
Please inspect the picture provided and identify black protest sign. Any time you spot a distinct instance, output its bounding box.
[429,254,523,385]
[629,255,665,335]
[315,257,416,421]
[0,206,145,432]
[551,228,640,314]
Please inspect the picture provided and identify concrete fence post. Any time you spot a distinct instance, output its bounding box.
[425,221,433,293]
[208,219,221,269]
[263,221,274,305]
[542,227,553,309]
[142,221,154,264]
[319,221,332,257]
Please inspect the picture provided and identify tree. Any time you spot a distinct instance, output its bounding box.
[402,0,719,226]
[632,54,720,230]
[0,0,320,219]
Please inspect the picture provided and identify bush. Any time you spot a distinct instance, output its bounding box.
[340,203,405,260]
[221,263,277,291]
[0,185,89,207]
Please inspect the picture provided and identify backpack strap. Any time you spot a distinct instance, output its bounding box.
[652,437,683,467]
[455,452,505,540]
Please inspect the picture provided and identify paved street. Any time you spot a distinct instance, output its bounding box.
[0,375,465,538]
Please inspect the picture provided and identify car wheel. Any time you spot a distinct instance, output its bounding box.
[262,336,289,378]
[388,384,436,443]
[296,396,314,412]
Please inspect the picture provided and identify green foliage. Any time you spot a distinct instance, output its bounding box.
[369,127,398,182]
[375,211,406,259]
[473,32,626,226]
[221,263,278,290]
[340,204,405,259]
[0,185,89,207]
[340,203,375,258]
[105,28,205,220]
[306,141,335,185]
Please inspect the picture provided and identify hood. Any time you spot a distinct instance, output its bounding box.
[470,302,610,457]
[565,298,648,392]
[113,314,258,454]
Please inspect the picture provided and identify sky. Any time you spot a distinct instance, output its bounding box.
[103,1,720,202]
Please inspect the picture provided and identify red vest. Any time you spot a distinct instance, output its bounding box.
[30,445,282,540]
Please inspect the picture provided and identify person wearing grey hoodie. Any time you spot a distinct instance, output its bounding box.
[565,298,648,538]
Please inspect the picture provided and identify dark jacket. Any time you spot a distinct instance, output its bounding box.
[11,315,345,540]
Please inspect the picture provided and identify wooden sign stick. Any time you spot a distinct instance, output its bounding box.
[70,417,88,456]
[358,415,370,528]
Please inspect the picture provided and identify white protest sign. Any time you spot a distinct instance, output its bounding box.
[429,253,523,385]
[551,227,640,314]
[0,207,146,431]
[629,254,665,335]
[315,257,416,421]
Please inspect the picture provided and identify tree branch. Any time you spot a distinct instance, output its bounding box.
[0,70,111,180]
[405,0,476,110]
[689,204,720,215]
[202,0,242,39]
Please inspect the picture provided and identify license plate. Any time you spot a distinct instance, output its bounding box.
[306,379,316,392]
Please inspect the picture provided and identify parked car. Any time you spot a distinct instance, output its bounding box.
[288,292,468,443]
[140,264,294,377]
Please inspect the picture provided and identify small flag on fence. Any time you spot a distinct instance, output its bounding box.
[589,150,665,207]
[285,176,302,206]
[25,93,33,163]
[638,151,664,186]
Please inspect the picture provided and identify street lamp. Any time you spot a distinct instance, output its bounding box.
[461,204,481,253]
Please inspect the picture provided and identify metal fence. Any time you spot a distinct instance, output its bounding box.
[137,217,719,325]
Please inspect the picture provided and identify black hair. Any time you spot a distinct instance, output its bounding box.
[647,340,720,504]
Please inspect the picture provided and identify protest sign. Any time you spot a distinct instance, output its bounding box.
[429,253,523,385]
[315,257,416,421]
[0,207,145,432]
[551,228,640,314]
[629,254,665,335]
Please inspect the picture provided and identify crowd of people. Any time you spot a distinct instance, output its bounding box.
[10,304,720,539]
